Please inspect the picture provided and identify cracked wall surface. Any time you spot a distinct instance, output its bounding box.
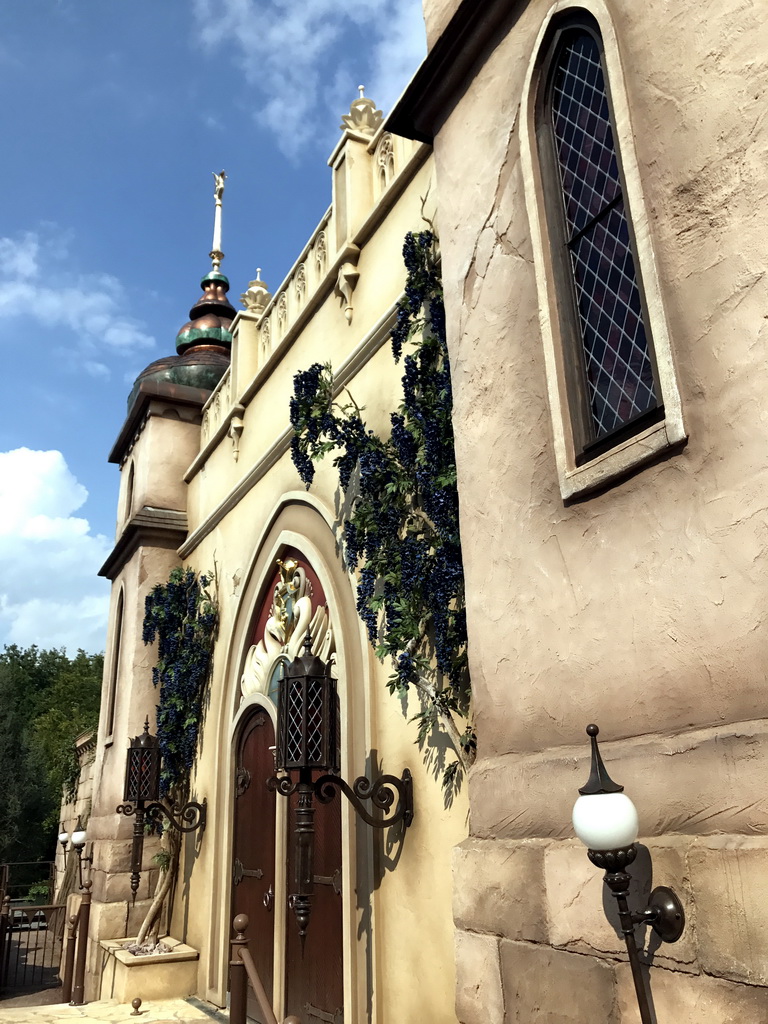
[423,0,768,1018]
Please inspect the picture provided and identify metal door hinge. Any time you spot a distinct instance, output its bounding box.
[304,1003,343,1024]
[232,858,264,886]
[312,868,342,895]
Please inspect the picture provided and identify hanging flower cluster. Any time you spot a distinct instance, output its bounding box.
[290,231,474,788]
[142,567,218,796]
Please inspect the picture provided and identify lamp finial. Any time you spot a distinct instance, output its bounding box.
[578,723,624,795]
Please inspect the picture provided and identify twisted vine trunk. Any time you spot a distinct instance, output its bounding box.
[135,823,180,945]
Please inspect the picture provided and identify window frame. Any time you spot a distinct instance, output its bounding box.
[537,15,663,462]
[520,1,686,499]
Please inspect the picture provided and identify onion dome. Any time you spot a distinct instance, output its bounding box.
[127,345,231,410]
[175,270,237,354]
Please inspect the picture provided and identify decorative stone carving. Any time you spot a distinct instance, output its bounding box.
[241,558,335,701]
[295,264,306,305]
[335,261,360,325]
[202,371,231,443]
[241,268,271,314]
[228,403,245,462]
[376,133,396,191]
[261,317,271,353]
[315,232,327,274]
[277,292,288,331]
[340,86,383,136]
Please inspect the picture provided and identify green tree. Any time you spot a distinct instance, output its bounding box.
[0,646,102,866]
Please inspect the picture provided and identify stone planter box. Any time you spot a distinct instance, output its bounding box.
[99,935,199,1003]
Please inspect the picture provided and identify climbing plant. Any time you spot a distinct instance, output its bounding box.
[142,566,218,796]
[290,230,474,790]
[137,566,217,944]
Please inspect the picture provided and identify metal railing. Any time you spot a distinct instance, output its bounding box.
[229,914,301,1024]
[0,896,65,995]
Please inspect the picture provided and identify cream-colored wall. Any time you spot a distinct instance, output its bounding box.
[170,137,467,1022]
[120,412,201,529]
[423,0,458,48]
[425,0,768,1018]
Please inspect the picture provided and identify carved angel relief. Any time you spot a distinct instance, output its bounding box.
[241,558,335,703]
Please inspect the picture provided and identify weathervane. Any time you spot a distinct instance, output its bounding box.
[210,170,226,272]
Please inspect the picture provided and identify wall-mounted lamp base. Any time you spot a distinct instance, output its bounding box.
[645,885,685,943]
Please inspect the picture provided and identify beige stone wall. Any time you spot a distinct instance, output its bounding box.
[423,0,768,1018]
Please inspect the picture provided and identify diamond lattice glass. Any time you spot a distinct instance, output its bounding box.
[551,32,657,440]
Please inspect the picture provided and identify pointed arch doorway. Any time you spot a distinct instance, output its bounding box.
[232,550,344,1023]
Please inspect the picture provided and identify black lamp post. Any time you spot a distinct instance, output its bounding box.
[573,725,685,1024]
[116,718,206,901]
[57,816,93,1006]
[58,815,93,890]
[268,634,413,940]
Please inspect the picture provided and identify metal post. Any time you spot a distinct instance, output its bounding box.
[130,804,146,902]
[229,914,249,1024]
[604,872,653,1024]
[291,767,315,941]
[61,911,78,1002]
[71,883,92,1006]
[0,895,9,991]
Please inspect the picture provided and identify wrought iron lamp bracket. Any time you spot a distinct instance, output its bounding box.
[116,799,207,835]
[314,770,414,829]
[146,799,207,835]
[267,774,299,798]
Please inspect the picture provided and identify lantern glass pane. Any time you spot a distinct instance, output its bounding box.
[306,677,324,764]
[124,746,160,802]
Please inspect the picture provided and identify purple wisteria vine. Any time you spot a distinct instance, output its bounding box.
[290,231,474,790]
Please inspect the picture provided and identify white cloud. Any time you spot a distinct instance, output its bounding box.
[192,0,426,158]
[0,448,111,654]
[0,228,155,377]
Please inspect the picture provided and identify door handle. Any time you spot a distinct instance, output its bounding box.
[263,884,274,912]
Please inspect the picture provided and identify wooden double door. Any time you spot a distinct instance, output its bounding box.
[232,706,344,1023]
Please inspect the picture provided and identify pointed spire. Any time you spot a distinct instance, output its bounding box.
[210,170,226,273]
[174,171,237,354]
[578,724,624,795]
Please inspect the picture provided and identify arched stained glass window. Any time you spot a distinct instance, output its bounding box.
[539,20,662,460]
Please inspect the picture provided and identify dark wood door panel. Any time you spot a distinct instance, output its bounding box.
[231,708,276,1024]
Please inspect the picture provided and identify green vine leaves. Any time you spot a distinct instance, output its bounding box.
[142,567,218,799]
[290,231,475,793]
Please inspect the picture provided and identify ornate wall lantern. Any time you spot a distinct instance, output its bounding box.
[269,634,413,940]
[573,725,685,1024]
[116,718,207,900]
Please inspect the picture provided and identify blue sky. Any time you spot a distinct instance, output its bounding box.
[0,0,426,653]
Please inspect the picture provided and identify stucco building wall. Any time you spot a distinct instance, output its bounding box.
[82,96,467,1021]
[172,134,466,1023]
[402,0,768,1019]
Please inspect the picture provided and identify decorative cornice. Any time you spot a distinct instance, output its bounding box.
[109,380,210,466]
[385,0,520,143]
[178,303,398,557]
[75,729,97,757]
[99,506,188,581]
